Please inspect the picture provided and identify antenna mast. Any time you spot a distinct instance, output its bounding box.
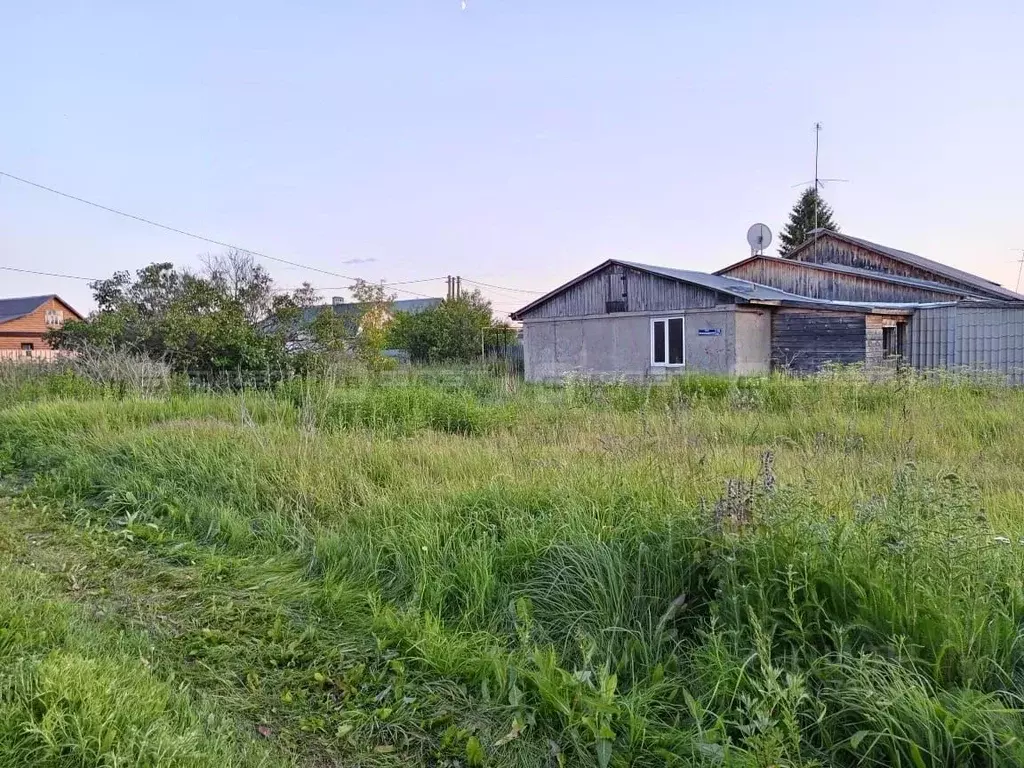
[790,123,846,259]
[813,122,821,231]
[812,122,822,257]
[1014,250,1024,293]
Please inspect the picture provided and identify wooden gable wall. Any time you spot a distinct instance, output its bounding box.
[518,264,730,320]
[785,235,996,298]
[0,297,80,351]
[720,256,961,304]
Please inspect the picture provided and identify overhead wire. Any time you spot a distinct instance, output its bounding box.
[0,264,451,307]
[0,170,441,299]
[461,278,542,295]
[270,276,447,293]
[0,264,99,281]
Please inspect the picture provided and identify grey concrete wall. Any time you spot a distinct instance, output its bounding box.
[523,315,651,381]
[733,309,772,375]
[681,311,735,374]
[522,307,752,381]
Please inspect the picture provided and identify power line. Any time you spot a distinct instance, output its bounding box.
[0,265,452,318]
[0,264,450,307]
[0,264,99,281]
[270,276,447,293]
[461,278,542,295]
[0,170,437,298]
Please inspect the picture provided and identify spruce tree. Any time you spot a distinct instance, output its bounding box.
[778,187,839,256]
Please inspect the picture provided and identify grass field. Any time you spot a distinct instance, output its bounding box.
[2,364,1024,766]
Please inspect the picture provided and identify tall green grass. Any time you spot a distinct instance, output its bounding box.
[3,370,1024,765]
[0,557,277,767]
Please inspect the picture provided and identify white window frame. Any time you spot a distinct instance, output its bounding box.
[650,316,686,367]
[44,309,63,326]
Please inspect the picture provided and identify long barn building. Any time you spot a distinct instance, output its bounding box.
[511,231,1024,382]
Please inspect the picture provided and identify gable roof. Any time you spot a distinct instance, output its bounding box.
[0,295,83,325]
[296,297,442,326]
[614,260,822,302]
[715,254,983,298]
[510,259,888,319]
[790,230,1024,301]
[260,297,443,333]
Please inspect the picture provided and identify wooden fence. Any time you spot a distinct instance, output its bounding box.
[0,349,74,362]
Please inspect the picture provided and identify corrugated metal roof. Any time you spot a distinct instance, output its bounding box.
[799,230,1024,301]
[0,295,55,325]
[510,259,938,319]
[615,260,819,303]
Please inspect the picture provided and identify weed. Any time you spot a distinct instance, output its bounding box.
[2,369,1024,765]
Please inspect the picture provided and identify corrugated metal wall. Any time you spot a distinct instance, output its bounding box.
[521,265,728,319]
[908,305,1024,383]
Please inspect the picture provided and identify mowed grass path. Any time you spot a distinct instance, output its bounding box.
[3,370,1024,766]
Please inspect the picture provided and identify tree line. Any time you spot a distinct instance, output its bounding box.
[47,251,508,373]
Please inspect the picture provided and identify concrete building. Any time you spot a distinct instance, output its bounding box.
[511,231,1024,381]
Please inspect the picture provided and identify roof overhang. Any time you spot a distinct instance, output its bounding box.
[715,253,977,299]
[783,230,1024,302]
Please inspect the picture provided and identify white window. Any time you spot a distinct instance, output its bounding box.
[44,309,63,327]
[651,317,685,366]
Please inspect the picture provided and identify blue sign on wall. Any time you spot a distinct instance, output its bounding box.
[697,328,722,336]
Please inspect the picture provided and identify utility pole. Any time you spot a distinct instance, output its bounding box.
[445,276,464,300]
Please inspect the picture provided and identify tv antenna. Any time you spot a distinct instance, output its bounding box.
[792,122,848,256]
[746,223,772,256]
[1012,249,1024,292]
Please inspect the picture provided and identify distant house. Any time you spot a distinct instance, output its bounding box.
[298,297,443,332]
[262,296,443,351]
[0,295,83,360]
[511,231,1024,382]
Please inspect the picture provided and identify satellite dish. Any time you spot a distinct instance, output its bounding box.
[746,223,772,255]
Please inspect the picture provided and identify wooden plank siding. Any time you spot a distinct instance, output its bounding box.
[521,264,730,319]
[771,309,867,372]
[720,257,961,304]
[785,236,996,298]
[0,296,80,352]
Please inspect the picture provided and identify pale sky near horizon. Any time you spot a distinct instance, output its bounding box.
[3,1,1023,317]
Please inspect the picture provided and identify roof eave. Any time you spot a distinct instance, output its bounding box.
[717,253,974,298]
[787,230,1024,302]
[511,259,619,320]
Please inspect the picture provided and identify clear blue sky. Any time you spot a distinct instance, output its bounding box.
[3,1,1023,317]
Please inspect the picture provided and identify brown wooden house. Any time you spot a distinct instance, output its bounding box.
[0,295,83,359]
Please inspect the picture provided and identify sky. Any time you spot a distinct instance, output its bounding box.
[3,1,1024,318]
